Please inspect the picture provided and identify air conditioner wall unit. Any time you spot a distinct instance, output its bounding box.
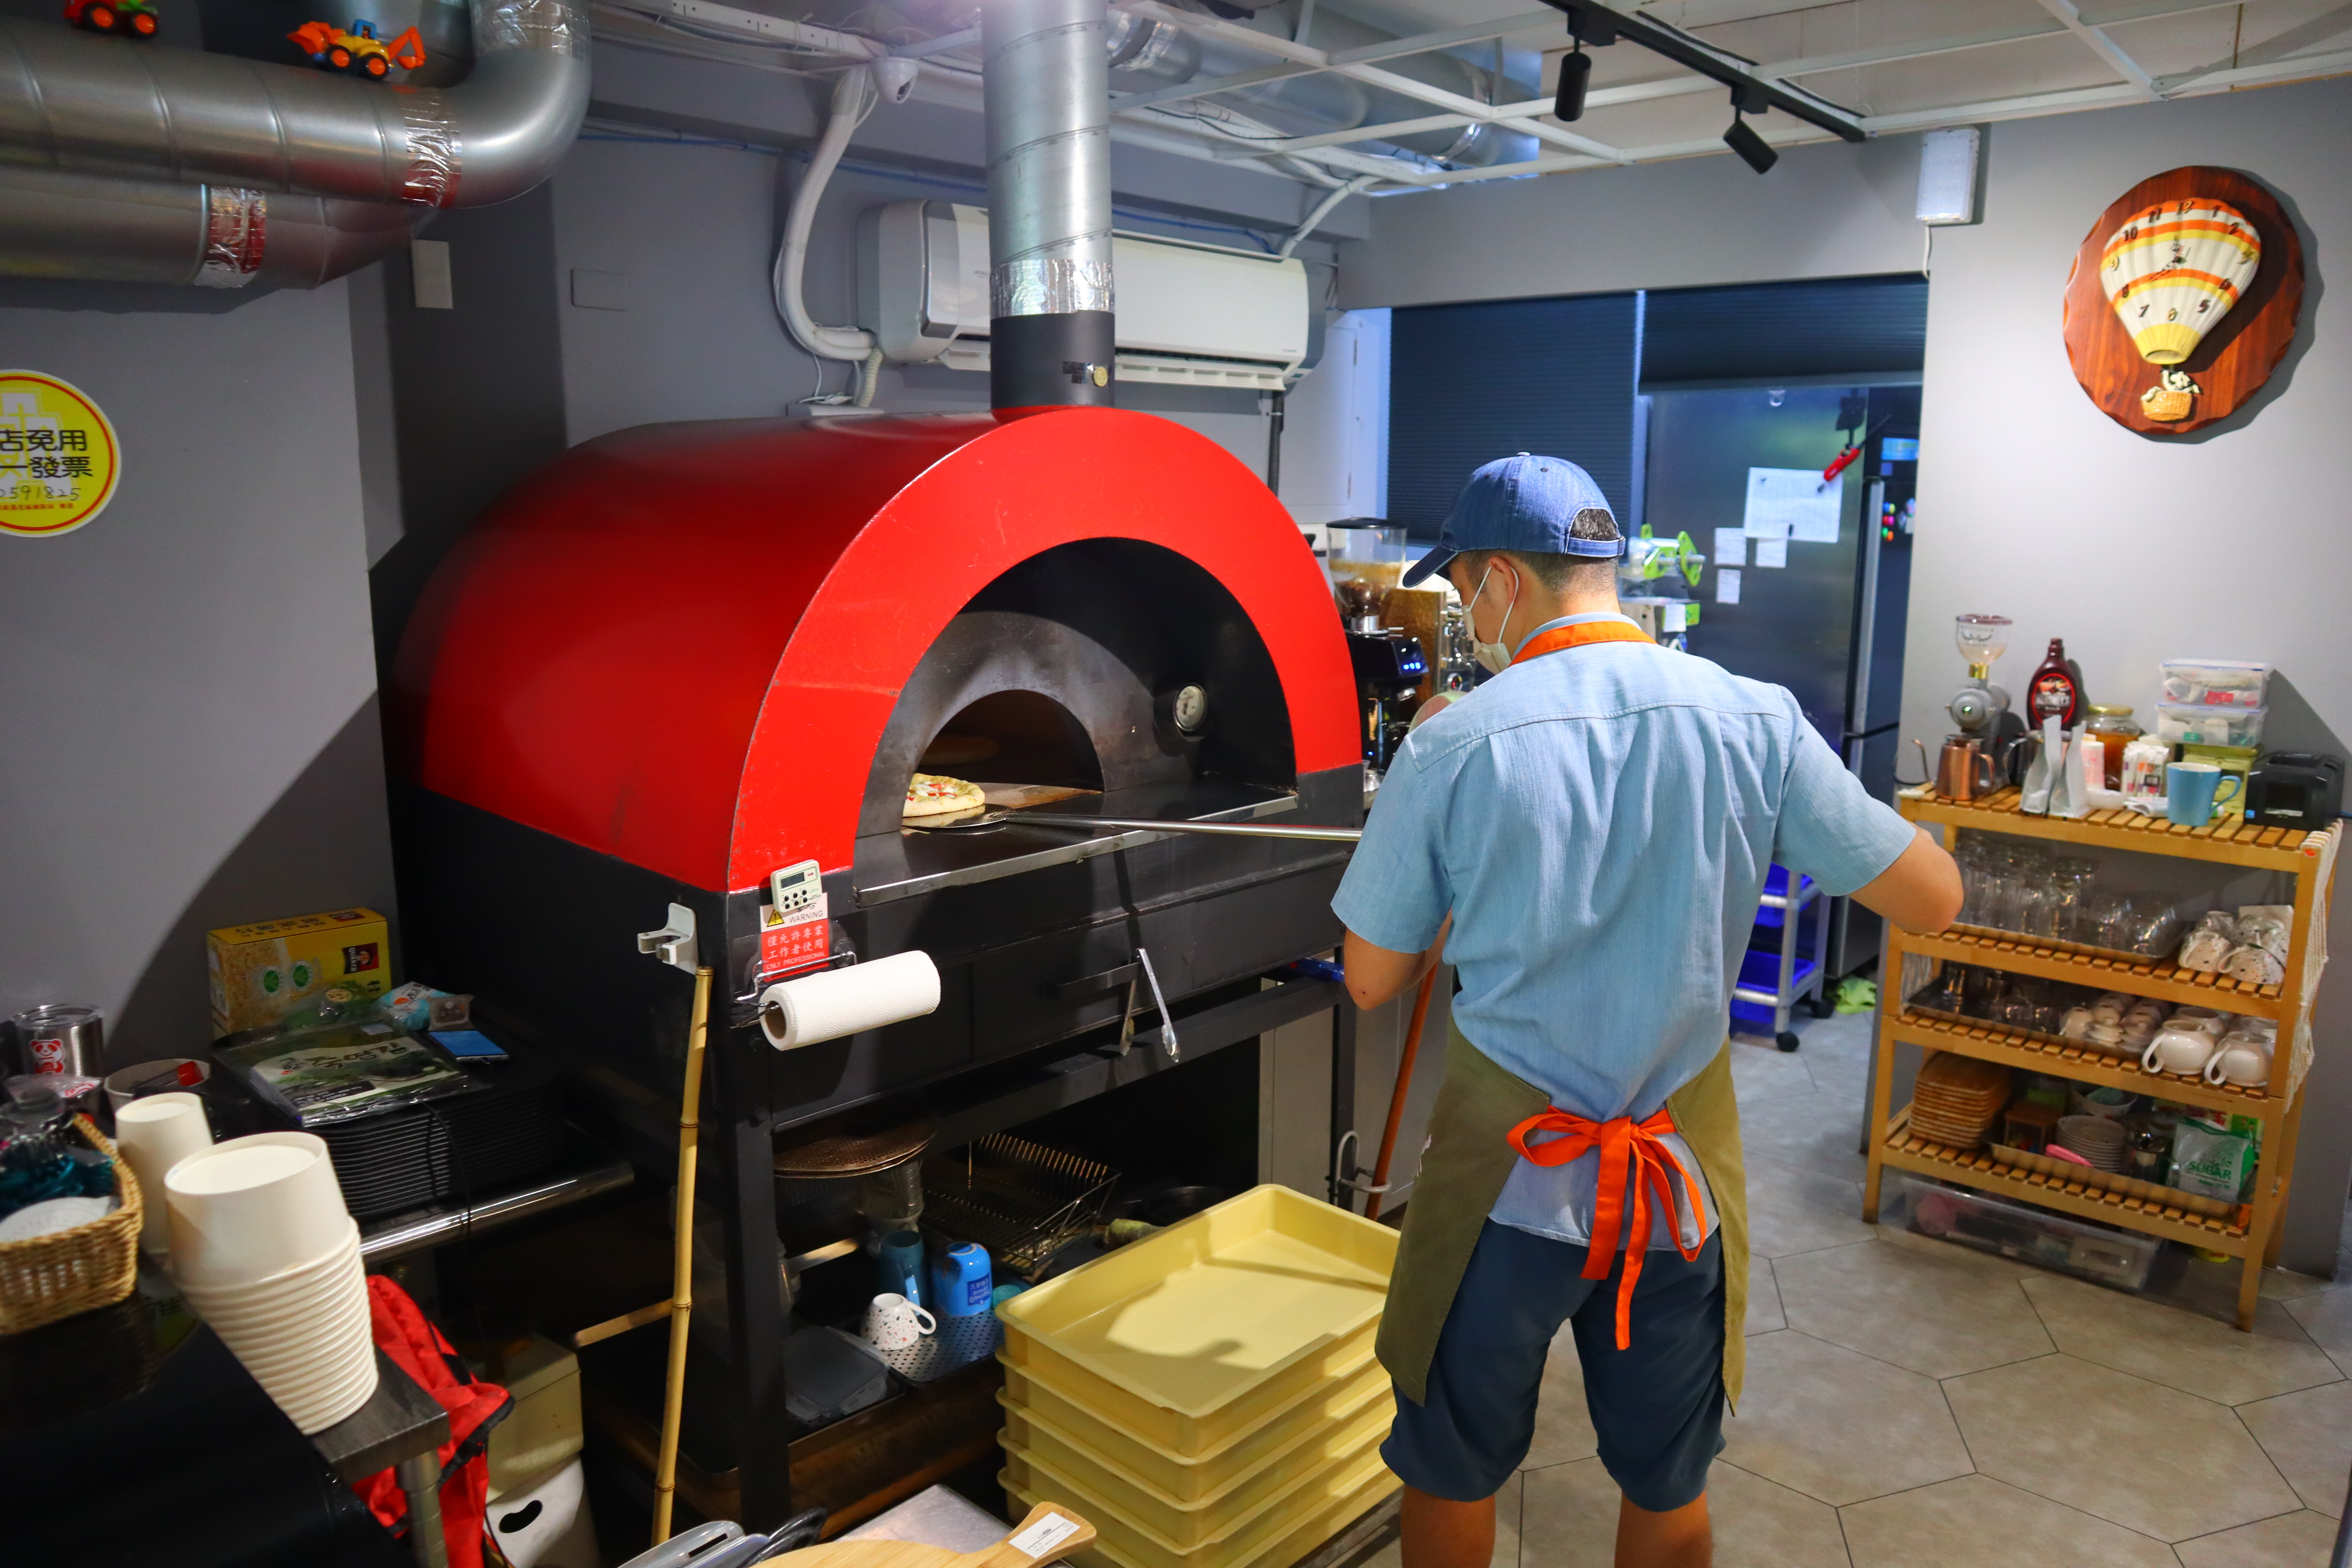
[856,200,1312,391]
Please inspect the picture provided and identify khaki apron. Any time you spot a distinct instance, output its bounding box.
[1375,1020,1749,1409]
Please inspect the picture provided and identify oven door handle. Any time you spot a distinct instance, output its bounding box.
[1047,962,1140,1001]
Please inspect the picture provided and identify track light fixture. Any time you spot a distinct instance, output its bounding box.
[1554,43,1591,122]
[1723,111,1777,174]
[1537,1,1865,145]
[1551,4,1613,123]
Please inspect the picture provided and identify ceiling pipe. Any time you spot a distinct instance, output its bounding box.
[0,0,587,287]
[0,165,429,287]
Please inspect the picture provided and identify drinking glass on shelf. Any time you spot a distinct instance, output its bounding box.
[1955,836,1991,926]
[2051,857,2099,945]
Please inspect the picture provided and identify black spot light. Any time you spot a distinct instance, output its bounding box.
[1554,44,1591,122]
[1552,3,1613,123]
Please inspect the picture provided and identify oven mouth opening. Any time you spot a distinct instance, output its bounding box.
[918,690,1103,796]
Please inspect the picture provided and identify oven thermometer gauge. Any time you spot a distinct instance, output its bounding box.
[1171,684,1209,735]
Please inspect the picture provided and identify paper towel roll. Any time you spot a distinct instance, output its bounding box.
[760,951,941,1051]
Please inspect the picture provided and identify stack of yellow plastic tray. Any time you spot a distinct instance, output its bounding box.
[995,1185,1401,1568]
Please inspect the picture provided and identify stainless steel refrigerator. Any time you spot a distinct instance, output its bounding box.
[1641,383,1920,978]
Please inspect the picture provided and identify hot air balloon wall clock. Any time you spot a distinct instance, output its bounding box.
[2064,165,2305,436]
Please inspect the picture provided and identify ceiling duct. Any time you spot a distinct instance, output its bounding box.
[0,0,588,288]
[1105,0,1534,169]
[984,0,1114,408]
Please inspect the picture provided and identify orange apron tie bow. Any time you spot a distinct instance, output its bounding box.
[1507,1106,1708,1351]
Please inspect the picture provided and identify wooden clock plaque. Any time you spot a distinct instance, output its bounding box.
[2062,165,2305,436]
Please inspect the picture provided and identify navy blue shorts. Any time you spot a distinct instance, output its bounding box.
[1383,1221,1726,1513]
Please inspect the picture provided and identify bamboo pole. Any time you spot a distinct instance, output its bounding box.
[652,965,713,1547]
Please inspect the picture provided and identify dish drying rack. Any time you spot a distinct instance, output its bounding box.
[922,1134,1116,1280]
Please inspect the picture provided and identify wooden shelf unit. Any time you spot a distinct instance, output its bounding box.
[1863,786,2339,1329]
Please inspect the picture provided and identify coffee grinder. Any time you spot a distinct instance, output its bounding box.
[1326,520,1430,777]
[1947,613,2026,778]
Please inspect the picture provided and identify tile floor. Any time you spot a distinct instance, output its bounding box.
[1379,1011,2352,1567]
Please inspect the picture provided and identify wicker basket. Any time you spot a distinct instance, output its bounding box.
[0,1114,143,1335]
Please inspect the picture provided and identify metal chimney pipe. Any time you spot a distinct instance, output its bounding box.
[983,0,1114,410]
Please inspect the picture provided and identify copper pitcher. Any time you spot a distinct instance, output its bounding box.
[1937,738,1995,802]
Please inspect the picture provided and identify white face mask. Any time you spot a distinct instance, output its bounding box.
[1466,561,1517,675]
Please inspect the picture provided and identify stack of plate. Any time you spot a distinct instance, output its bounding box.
[1911,1052,2013,1149]
[995,1186,1400,1568]
[2054,1114,2128,1172]
[261,1048,563,1220]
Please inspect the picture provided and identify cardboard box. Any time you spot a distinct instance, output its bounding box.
[207,907,391,1037]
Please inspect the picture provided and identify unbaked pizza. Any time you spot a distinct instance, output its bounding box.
[904,773,987,820]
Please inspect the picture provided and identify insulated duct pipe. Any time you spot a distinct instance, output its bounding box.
[0,0,587,287]
[984,0,1114,410]
[0,165,427,287]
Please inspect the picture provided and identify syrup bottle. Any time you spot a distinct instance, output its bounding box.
[2027,637,2083,729]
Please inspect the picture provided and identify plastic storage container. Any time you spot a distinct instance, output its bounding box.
[2160,660,2270,709]
[1003,1441,1396,1568]
[2154,704,2266,749]
[1898,1173,2160,1290]
[488,1335,583,1497]
[999,1348,1388,1502]
[995,1185,1395,1455]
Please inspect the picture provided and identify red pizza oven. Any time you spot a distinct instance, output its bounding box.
[388,405,1360,1143]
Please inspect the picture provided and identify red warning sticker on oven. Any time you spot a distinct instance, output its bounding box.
[761,893,829,977]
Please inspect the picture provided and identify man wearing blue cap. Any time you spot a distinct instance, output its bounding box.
[1335,455,1960,1568]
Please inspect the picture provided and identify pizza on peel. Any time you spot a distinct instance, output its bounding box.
[904,773,987,820]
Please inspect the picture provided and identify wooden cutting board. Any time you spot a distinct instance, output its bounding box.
[778,1503,1096,1568]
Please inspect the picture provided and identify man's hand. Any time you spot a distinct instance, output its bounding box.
[1343,917,1450,1010]
[1851,827,1964,933]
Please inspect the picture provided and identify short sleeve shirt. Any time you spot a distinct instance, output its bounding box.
[1332,613,1916,1249]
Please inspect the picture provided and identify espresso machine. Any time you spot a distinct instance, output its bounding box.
[1326,520,1434,776]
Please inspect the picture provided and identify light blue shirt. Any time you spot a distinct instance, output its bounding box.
[1333,613,1916,1250]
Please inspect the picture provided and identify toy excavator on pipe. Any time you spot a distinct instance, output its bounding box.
[288,17,425,78]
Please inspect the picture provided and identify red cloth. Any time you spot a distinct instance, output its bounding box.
[353,1275,514,1568]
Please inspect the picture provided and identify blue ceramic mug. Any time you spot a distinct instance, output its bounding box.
[876,1228,925,1307]
[2165,761,2241,827]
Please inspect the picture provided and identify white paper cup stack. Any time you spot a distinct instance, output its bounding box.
[166,1132,377,1434]
[113,1091,214,1255]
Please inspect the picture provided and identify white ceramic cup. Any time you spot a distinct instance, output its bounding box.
[2143,1027,2219,1078]
[863,1292,936,1351]
[2206,1040,2274,1088]
[103,1057,212,1110]
[165,1132,352,1287]
[113,1091,214,1254]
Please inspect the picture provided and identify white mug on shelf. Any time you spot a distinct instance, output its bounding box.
[863,1292,936,1351]
[2143,1027,2219,1078]
[2206,1039,2274,1089]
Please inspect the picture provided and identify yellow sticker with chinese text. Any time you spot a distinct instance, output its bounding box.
[0,371,121,538]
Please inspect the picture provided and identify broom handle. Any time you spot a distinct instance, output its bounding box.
[1369,968,1438,1205]
[652,965,713,1547]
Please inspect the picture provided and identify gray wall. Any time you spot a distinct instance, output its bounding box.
[0,279,396,1068]
[1902,79,2352,1274]
[1340,130,1927,309]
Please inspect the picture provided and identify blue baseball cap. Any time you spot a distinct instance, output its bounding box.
[1401,453,1623,587]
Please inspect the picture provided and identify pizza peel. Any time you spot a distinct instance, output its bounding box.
[773,1503,1097,1568]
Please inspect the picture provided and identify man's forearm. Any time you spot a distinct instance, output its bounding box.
[1344,917,1451,1010]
